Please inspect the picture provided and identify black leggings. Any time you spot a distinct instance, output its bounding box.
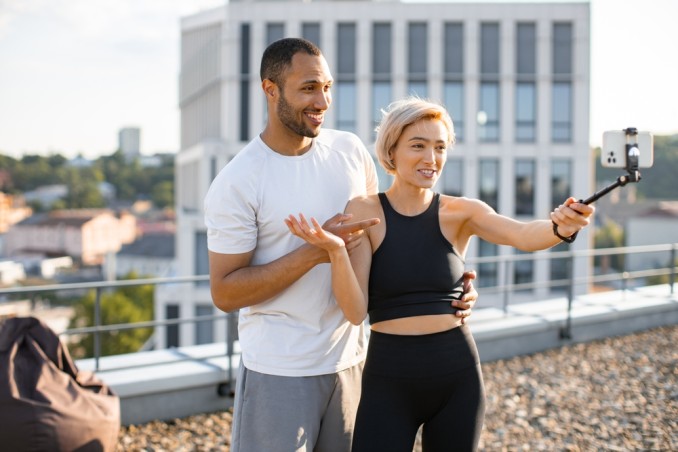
[351,325,486,452]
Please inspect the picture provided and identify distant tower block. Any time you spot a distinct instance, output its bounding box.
[118,127,141,160]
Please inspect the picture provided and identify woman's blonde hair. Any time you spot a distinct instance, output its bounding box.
[374,97,455,174]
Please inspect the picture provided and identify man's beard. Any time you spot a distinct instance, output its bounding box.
[277,90,321,138]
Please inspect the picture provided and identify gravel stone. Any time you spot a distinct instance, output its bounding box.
[117,324,677,451]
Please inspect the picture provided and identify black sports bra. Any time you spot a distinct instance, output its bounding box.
[367,193,465,324]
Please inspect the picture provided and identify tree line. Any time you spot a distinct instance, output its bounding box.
[0,150,174,210]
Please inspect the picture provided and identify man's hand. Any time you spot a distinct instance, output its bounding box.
[454,270,478,324]
[321,213,380,253]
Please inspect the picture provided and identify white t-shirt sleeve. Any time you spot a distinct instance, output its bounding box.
[364,147,379,195]
[204,166,258,255]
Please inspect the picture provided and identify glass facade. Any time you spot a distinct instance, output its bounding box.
[166,305,180,348]
[195,231,209,287]
[441,158,463,197]
[336,83,357,133]
[195,305,214,345]
[479,82,500,141]
[337,23,357,133]
[266,23,284,44]
[515,159,535,216]
[515,24,537,142]
[408,22,428,97]
[552,82,572,142]
[552,22,573,142]
[478,240,498,288]
[479,158,499,211]
[302,22,321,47]
[516,83,536,142]
[513,249,534,289]
[549,241,571,288]
[239,24,250,142]
[444,22,464,142]
[372,82,391,139]
[372,23,392,139]
[551,159,572,209]
[549,158,572,287]
[479,22,500,142]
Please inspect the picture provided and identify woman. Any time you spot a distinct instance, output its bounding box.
[285,97,594,451]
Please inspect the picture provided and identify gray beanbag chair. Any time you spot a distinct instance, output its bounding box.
[0,316,120,451]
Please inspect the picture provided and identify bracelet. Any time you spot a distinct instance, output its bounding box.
[552,221,578,243]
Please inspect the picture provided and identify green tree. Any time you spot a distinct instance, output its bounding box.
[151,180,174,208]
[646,257,678,285]
[63,166,105,208]
[69,271,154,358]
[594,219,625,272]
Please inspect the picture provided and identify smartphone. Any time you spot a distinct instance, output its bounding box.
[601,130,654,168]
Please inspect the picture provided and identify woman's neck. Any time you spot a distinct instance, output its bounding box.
[384,184,433,216]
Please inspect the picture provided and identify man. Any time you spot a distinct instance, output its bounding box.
[204,38,478,452]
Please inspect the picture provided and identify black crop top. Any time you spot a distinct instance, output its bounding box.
[367,192,465,324]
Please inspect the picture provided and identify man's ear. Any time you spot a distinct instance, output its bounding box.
[262,79,276,99]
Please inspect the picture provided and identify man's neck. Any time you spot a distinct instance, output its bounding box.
[260,127,314,156]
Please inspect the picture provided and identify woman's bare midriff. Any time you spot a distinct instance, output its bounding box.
[370,314,463,335]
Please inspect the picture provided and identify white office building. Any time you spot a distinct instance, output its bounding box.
[118,127,141,160]
[156,0,592,348]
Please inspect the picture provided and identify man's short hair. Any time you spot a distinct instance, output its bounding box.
[260,37,322,86]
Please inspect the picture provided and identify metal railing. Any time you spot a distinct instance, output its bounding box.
[1,243,676,383]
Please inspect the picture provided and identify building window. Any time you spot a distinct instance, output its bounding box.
[408,22,428,97]
[513,249,534,290]
[478,240,498,288]
[239,23,250,142]
[550,157,572,288]
[337,23,357,133]
[480,23,500,74]
[515,159,535,216]
[552,82,572,142]
[266,23,285,44]
[195,231,209,286]
[551,159,572,209]
[479,158,499,211]
[479,82,499,142]
[372,23,392,140]
[166,304,180,348]
[444,82,464,143]
[372,82,391,140]
[552,22,573,142]
[516,23,537,144]
[210,156,217,183]
[441,158,463,197]
[517,23,536,75]
[195,304,214,345]
[479,23,500,142]
[549,241,570,290]
[516,83,536,142]
[374,158,394,192]
[336,83,357,133]
[443,23,464,142]
[552,23,573,76]
[302,22,321,47]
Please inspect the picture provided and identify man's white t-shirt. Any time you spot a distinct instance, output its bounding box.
[204,129,379,377]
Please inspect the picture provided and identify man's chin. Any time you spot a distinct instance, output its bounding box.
[304,126,322,138]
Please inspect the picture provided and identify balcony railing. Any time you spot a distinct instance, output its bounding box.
[1,243,676,382]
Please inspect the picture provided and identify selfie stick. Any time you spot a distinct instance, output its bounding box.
[553,128,643,244]
[580,127,642,205]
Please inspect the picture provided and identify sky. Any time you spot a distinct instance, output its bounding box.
[0,0,677,159]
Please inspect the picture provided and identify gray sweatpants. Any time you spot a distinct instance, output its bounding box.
[230,361,363,452]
